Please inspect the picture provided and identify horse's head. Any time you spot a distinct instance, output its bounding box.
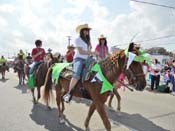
[120,50,146,91]
[125,61,146,91]
[52,52,61,64]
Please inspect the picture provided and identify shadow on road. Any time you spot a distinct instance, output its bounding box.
[107,108,169,131]
[29,95,170,131]
[0,78,9,82]
[14,84,28,94]
[30,103,84,131]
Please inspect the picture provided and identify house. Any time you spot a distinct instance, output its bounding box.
[150,54,171,64]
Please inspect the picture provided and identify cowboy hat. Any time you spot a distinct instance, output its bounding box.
[98,34,106,40]
[134,43,141,48]
[76,24,91,33]
[67,44,75,49]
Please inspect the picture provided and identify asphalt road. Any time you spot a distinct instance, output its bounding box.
[0,70,175,131]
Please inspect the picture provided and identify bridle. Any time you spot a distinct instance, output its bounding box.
[121,53,145,83]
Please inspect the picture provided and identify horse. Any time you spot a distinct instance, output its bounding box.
[43,50,146,131]
[29,53,61,105]
[24,63,30,80]
[14,58,25,85]
[0,63,9,80]
[107,69,138,111]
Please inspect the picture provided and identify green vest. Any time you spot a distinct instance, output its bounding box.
[0,58,6,65]
[18,53,26,59]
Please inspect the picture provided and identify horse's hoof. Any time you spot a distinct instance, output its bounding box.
[33,100,38,104]
[117,107,121,112]
[85,127,90,131]
[47,106,52,110]
[108,106,114,111]
[59,118,65,124]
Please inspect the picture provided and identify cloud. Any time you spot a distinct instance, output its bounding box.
[0,0,175,58]
[0,4,16,13]
[0,16,7,27]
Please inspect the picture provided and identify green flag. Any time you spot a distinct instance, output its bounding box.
[91,63,113,94]
[125,48,151,66]
[52,63,71,83]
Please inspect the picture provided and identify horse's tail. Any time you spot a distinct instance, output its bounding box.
[42,65,54,105]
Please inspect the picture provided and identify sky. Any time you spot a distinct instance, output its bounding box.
[0,0,175,57]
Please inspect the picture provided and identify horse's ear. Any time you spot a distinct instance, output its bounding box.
[119,50,125,58]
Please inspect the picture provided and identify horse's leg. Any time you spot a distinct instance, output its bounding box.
[113,87,121,111]
[2,71,5,79]
[61,96,65,113]
[96,103,111,131]
[2,72,4,79]
[18,72,21,85]
[23,72,25,85]
[20,72,23,85]
[36,86,40,104]
[108,93,114,108]
[84,102,96,131]
[31,88,37,104]
[56,86,65,123]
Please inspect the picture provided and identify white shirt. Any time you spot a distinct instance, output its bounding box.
[151,63,161,76]
[74,37,89,59]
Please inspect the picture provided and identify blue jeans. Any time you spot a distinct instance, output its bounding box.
[169,75,175,92]
[29,61,41,74]
[73,57,85,80]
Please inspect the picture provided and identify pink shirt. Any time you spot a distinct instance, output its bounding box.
[95,44,108,59]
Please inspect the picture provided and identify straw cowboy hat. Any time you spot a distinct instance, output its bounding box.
[67,44,75,49]
[98,34,106,40]
[76,24,91,33]
[134,43,141,48]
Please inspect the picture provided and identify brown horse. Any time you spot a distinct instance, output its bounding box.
[43,50,146,131]
[107,68,138,111]
[0,63,9,80]
[30,53,61,105]
[24,63,30,80]
[14,59,25,85]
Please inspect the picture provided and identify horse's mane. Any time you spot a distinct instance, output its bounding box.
[98,50,125,83]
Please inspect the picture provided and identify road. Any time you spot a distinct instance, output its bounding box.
[0,70,175,131]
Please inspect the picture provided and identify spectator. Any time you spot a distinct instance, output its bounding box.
[163,67,175,95]
[66,45,75,63]
[150,59,161,90]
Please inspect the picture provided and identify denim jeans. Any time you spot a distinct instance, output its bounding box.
[73,57,85,80]
[29,61,41,74]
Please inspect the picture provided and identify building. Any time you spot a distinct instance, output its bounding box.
[150,54,171,64]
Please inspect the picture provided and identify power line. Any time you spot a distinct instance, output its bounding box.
[113,35,175,47]
[130,0,175,10]
[136,35,175,43]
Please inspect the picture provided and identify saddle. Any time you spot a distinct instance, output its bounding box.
[60,57,97,100]
[60,56,96,82]
[32,62,43,75]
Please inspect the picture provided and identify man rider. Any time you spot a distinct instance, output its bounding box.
[29,40,46,74]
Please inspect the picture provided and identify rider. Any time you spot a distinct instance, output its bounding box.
[0,55,7,79]
[26,53,32,65]
[63,24,97,103]
[29,39,46,74]
[66,44,75,63]
[95,34,109,61]
[18,49,26,60]
[0,55,7,66]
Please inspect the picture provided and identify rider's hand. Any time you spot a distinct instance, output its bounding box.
[91,51,99,56]
[37,51,42,56]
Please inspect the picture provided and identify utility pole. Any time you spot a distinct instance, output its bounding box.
[67,36,71,46]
